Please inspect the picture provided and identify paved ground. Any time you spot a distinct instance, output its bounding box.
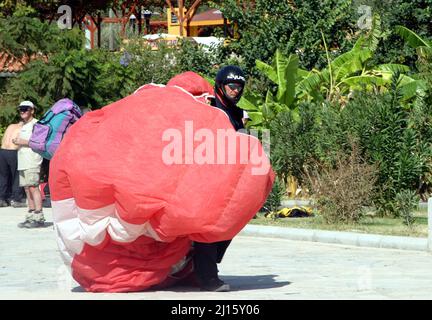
[1,207,432,300]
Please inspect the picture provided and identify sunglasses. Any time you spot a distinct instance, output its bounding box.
[18,107,31,113]
[226,83,243,91]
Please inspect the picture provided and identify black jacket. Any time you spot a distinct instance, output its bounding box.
[209,96,244,131]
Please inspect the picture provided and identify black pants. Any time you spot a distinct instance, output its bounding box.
[0,149,25,202]
[193,240,232,282]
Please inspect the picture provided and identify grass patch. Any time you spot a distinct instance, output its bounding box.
[249,208,428,238]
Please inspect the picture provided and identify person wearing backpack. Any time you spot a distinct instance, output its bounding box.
[12,101,44,228]
[28,98,82,160]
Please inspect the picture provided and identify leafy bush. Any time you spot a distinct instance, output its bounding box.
[3,49,102,116]
[217,0,357,75]
[262,177,286,214]
[369,0,432,67]
[97,36,221,106]
[269,101,346,183]
[269,85,431,221]
[394,189,419,226]
[95,50,139,106]
[176,39,219,77]
[0,15,83,58]
[269,103,318,181]
[304,143,378,224]
[0,123,6,141]
[1,29,226,127]
[0,16,87,124]
[340,86,432,216]
[217,0,432,78]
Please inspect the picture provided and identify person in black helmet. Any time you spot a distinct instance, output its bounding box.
[210,65,247,131]
[192,65,247,292]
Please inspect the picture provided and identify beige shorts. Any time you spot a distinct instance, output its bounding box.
[19,168,40,187]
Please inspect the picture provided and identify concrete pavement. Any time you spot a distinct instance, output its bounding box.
[241,225,429,251]
[1,207,432,299]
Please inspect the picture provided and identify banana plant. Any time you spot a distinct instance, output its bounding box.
[255,49,299,108]
[396,25,432,92]
[297,20,423,104]
[395,25,432,60]
[238,18,426,128]
[340,20,427,101]
[237,91,263,128]
[296,15,384,103]
[239,16,385,127]
[239,49,301,129]
[296,39,374,102]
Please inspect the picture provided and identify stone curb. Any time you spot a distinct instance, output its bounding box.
[240,225,429,252]
[281,200,428,208]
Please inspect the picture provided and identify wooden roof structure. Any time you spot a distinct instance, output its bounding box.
[165,0,203,36]
[82,1,206,48]
[0,52,46,78]
[189,8,223,26]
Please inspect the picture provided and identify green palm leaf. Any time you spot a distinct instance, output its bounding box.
[276,53,298,107]
[330,48,372,70]
[395,26,431,48]
[296,72,322,96]
[256,60,278,84]
[373,64,411,81]
[341,75,388,89]
[246,111,263,127]
[297,68,311,79]
[397,74,419,86]
[256,50,299,107]
[375,64,410,74]
[265,90,274,104]
[398,79,427,100]
[334,57,364,81]
[238,96,259,111]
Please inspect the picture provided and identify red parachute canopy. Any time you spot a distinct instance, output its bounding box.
[50,72,274,292]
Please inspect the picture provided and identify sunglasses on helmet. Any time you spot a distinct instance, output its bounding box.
[18,106,31,112]
[226,83,243,91]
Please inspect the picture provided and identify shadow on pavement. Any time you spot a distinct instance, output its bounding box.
[71,275,290,293]
[41,222,54,228]
[15,222,54,229]
[221,274,291,291]
[161,274,290,292]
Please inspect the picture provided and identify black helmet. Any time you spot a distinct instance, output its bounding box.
[215,65,246,105]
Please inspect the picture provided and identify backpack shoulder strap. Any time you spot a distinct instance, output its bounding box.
[38,111,56,125]
[70,103,83,119]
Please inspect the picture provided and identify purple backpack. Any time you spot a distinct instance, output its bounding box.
[29,98,82,160]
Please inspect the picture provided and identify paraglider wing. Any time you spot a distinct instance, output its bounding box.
[50,72,274,292]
